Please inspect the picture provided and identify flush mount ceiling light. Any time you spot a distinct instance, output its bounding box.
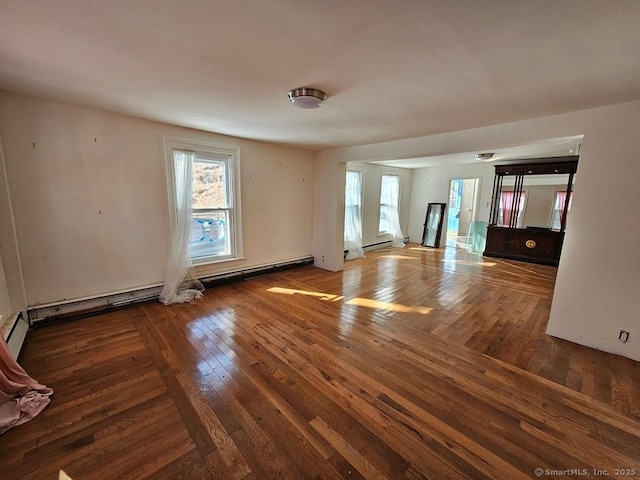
[288,87,328,109]
[475,152,495,161]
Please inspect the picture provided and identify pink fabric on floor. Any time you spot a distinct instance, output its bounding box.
[0,338,53,434]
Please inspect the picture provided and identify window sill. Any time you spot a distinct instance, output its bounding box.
[193,256,247,268]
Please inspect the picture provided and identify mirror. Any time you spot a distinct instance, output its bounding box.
[422,203,446,247]
[498,174,576,230]
[488,158,578,233]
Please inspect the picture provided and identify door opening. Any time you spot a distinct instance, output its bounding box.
[446,178,479,249]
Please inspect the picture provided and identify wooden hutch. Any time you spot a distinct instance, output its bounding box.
[483,156,578,266]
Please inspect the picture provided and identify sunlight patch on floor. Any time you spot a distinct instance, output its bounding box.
[441,259,496,267]
[266,286,344,302]
[267,287,432,314]
[345,297,433,314]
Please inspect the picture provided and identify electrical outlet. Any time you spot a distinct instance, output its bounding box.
[619,330,630,343]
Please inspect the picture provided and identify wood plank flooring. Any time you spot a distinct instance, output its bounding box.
[1,245,639,479]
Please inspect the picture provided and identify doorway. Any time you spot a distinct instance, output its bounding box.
[446,178,480,249]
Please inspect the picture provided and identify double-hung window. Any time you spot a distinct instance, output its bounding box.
[164,137,242,264]
[378,174,400,234]
[190,152,233,260]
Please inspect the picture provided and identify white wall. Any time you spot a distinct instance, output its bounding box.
[547,105,640,361]
[347,162,412,248]
[0,92,314,307]
[409,163,494,245]
[520,184,562,228]
[312,160,412,271]
[314,100,640,361]
[312,158,345,272]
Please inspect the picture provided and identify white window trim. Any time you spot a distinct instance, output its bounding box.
[162,135,243,266]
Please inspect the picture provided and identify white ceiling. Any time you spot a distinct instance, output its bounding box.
[369,136,583,169]
[0,1,639,152]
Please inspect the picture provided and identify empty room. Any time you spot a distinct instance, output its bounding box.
[0,1,639,479]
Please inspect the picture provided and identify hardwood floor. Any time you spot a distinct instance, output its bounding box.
[2,245,639,479]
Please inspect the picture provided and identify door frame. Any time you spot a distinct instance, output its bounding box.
[446,177,481,248]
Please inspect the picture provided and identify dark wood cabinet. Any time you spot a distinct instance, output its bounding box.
[483,157,578,266]
[484,226,564,265]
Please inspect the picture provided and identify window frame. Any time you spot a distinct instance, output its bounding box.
[163,136,243,266]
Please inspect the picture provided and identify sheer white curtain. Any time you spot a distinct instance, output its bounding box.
[344,170,365,260]
[159,150,204,305]
[380,175,405,248]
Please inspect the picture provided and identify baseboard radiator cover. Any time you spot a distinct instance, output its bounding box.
[344,237,411,256]
[1,312,28,359]
[28,256,314,327]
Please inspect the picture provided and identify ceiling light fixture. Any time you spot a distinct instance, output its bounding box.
[475,152,494,161]
[288,87,328,109]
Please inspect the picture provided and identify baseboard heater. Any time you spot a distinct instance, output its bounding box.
[1,312,28,359]
[344,237,410,256]
[29,256,314,327]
